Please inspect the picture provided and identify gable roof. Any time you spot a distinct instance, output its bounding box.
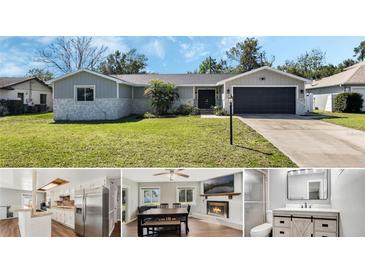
[48,67,309,87]
[47,69,135,85]
[307,62,365,89]
[0,77,51,89]
[217,66,311,85]
[112,73,237,86]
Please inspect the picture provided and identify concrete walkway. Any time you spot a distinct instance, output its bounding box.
[237,114,365,167]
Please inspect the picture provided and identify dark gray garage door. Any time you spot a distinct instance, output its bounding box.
[233,87,296,114]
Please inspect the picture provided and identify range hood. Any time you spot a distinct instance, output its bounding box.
[38,178,69,191]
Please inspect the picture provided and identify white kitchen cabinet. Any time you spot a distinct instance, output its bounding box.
[272,208,339,237]
[52,207,75,229]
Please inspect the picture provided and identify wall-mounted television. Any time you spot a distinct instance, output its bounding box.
[203,174,234,194]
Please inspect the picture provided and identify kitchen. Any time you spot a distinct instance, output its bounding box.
[0,169,121,237]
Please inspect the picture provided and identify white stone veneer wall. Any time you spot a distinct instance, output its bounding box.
[54,98,132,121]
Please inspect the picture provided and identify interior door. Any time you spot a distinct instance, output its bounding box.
[291,218,314,237]
[198,89,216,109]
[85,189,103,237]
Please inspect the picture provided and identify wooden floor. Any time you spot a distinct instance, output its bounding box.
[0,218,121,237]
[122,217,243,237]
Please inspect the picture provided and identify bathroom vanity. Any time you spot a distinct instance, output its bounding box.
[272,208,340,237]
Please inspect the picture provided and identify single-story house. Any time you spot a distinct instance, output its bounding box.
[48,66,310,121]
[0,77,53,111]
[306,62,365,112]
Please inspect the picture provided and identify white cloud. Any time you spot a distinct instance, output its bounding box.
[218,36,245,53]
[179,42,209,62]
[92,36,129,53]
[142,39,165,59]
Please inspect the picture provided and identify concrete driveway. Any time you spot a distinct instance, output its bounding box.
[237,114,365,167]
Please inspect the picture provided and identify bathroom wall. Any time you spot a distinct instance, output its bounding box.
[268,169,331,210]
[331,169,365,236]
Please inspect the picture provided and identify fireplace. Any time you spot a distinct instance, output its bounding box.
[206,201,229,218]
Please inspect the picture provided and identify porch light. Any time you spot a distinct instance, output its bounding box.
[226,88,230,95]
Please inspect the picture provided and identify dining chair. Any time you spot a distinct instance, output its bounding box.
[159,203,169,208]
[172,203,181,208]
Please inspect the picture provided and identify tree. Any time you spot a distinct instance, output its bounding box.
[98,49,148,74]
[36,37,107,73]
[27,68,54,82]
[226,37,274,73]
[144,80,179,115]
[278,49,327,79]
[354,41,365,61]
[338,58,357,70]
[198,56,228,74]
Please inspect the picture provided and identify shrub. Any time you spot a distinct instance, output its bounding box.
[333,92,364,113]
[144,80,179,115]
[212,106,226,116]
[0,99,24,115]
[143,112,158,119]
[174,104,199,115]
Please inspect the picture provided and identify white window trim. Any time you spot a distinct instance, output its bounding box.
[176,186,196,205]
[139,187,161,206]
[74,85,96,102]
[231,85,299,114]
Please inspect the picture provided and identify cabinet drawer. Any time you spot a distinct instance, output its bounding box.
[314,231,337,237]
[314,219,337,233]
[274,216,291,228]
[273,227,291,237]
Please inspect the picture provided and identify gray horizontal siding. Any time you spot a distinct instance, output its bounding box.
[119,84,132,98]
[309,85,344,95]
[54,71,117,99]
[134,87,145,99]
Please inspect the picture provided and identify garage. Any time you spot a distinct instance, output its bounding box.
[233,86,296,114]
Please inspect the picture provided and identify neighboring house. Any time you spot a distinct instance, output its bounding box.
[307,62,365,112]
[0,77,53,111]
[48,66,310,121]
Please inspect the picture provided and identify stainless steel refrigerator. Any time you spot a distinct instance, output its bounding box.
[75,186,109,237]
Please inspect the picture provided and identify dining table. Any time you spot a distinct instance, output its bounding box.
[137,208,189,237]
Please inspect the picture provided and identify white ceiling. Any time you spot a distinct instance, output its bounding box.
[122,168,242,183]
[0,169,121,191]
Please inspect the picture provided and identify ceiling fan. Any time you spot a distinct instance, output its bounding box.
[153,169,189,181]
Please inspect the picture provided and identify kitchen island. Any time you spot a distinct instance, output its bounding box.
[15,208,52,237]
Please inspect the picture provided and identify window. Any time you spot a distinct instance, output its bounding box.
[40,94,47,105]
[141,188,160,205]
[75,86,95,101]
[176,187,195,204]
[17,93,24,103]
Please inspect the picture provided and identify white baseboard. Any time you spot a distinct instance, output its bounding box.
[190,213,243,231]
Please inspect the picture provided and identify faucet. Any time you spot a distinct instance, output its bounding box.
[304,202,308,208]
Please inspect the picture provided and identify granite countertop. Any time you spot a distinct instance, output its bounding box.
[52,206,75,209]
[273,207,340,213]
[12,208,53,218]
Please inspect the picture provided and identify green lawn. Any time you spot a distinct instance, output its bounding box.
[315,111,365,131]
[0,113,295,167]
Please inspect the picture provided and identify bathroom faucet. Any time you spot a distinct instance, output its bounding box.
[304,202,308,208]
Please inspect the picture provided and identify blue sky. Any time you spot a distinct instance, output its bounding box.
[0,36,364,76]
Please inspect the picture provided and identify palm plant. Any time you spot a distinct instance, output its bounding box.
[144,80,179,115]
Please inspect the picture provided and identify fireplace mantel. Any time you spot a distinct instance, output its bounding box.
[200,192,241,200]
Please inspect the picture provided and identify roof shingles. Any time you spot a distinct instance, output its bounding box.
[112,73,238,86]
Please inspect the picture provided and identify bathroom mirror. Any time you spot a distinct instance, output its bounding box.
[287,169,328,200]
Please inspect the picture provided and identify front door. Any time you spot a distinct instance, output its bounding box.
[198,89,216,109]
